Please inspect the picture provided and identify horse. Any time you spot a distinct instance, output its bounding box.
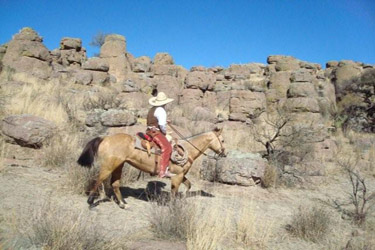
[77,127,226,208]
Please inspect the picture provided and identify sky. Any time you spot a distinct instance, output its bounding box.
[0,0,374,69]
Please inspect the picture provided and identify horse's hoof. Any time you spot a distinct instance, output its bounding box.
[87,195,96,205]
[119,203,125,209]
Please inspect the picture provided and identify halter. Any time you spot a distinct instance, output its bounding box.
[168,123,225,159]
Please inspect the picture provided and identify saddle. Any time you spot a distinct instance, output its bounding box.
[135,132,188,165]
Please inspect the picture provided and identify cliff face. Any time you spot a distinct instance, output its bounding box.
[0,28,373,161]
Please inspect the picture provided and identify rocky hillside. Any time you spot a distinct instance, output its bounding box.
[1,27,375,250]
[1,27,374,185]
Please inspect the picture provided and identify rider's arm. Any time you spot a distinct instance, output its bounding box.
[154,107,167,134]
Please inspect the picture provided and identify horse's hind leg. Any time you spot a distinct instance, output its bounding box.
[111,164,126,209]
[88,167,112,206]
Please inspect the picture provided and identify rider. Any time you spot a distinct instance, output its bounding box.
[147,91,174,178]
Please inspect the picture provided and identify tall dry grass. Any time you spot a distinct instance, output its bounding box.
[148,196,273,250]
[0,199,129,250]
[286,205,331,243]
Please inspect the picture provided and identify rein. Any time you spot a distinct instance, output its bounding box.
[168,123,223,159]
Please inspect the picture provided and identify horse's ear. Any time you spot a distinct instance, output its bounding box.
[213,127,223,135]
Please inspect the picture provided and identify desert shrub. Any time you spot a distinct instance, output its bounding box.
[286,205,331,242]
[337,157,375,226]
[336,69,375,133]
[82,88,120,111]
[233,200,273,249]
[41,131,82,169]
[1,200,128,250]
[148,197,192,241]
[148,197,273,249]
[262,164,279,188]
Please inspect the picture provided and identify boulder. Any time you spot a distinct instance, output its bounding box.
[283,97,320,113]
[326,61,339,68]
[100,34,131,82]
[153,53,174,65]
[100,34,126,57]
[229,90,266,121]
[82,57,109,72]
[133,56,151,72]
[287,82,317,98]
[267,55,300,71]
[200,151,267,186]
[1,28,52,80]
[290,68,315,82]
[185,70,216,91]
[100,109,137,127]
[333,63,362,97]
[267,71,291,98]
[60,49,86,66]
[179,89,203,106]
[1,114,56,147]
[60,37,82,51]
[72,70,93,85]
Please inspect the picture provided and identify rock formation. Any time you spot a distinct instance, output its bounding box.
[1,27,374,186]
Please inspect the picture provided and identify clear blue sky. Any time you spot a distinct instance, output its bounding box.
[1,0,374,69]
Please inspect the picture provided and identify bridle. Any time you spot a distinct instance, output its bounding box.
[168,123,225,159]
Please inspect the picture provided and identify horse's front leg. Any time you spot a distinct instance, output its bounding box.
[111,164,126,209]
[170,173,184,198]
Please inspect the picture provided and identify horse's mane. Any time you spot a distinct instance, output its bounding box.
[181,130,213,140]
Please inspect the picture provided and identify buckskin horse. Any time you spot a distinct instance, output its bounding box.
[77,127,226,208]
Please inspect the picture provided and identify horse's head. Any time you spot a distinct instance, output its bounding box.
[209,127,227,157]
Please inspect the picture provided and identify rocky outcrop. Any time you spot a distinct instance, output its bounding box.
[1,28,52,80]
[1,114,56,148]
[201,151,267,186]
[100,34,132,83]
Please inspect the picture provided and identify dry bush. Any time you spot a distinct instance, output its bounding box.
[262,164,279,188]
[148,197,193,241]
[148,197,273,249]
[233,200,273,249]
[286,205,331,242]
[41,129,82,169]
[1,199,128,250]
[337,157,375,226]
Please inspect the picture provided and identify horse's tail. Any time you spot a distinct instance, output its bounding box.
[77,137,103,168]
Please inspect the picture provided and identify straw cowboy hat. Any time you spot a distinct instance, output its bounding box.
[149,92,174,106]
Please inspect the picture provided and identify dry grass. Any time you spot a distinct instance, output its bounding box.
[0,199,129,250]
[234,200,273,249]
[148,196,273,249]
[286,205,331,243]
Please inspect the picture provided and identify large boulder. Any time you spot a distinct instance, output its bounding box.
[1,28,52,80]
[333,61,362,98]
[100,109,137,127]
[133,56,151,72]
[200,151,267,186]
[153,53,174,65]
[229,90,266,121]
[287,82,317,98]
[60,37,82,51]
[267,55,301,71]
[82,57,109,72]
[1,114,56,147]
[100,34,131,82]
[283,97,320,113]
[185,70,216,91]
[267,71,291,99]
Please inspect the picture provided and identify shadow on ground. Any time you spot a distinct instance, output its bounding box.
[89,181,215,208]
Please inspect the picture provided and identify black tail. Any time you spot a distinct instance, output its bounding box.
[77,137,103,168]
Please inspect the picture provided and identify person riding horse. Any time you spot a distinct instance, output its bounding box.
[146,92,175,178]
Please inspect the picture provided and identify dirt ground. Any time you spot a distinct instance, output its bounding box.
[0,142,374,250]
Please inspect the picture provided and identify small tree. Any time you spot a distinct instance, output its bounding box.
[338,157,375,226]
[89,31,108,48]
